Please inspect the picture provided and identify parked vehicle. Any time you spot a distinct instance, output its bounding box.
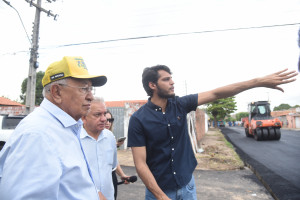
[0,114,26,150]
[243,101,282,141]
[217,120,225,127]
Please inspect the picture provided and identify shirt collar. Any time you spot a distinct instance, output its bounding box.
[147,98,162,111]
[40,98,82,128]
[80,127,108,141]
[146,97,174,112]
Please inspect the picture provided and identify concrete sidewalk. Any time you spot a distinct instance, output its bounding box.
[117,166,274,200]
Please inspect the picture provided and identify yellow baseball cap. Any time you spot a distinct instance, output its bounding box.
[42,56,107,87]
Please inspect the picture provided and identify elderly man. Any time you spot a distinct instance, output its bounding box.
[81,97,130,200]
[0,56,107,200]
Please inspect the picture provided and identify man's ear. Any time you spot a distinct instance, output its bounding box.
[149,82,156,90]
[50,84,62,104]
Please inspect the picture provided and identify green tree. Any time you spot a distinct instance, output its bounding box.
[206,96,237,127]
[225,116,235,122]
[20,71,44,106]
[273,103,291,111]
[235,112,249,121]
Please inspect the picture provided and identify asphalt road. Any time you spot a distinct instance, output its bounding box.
[221,126,300,200]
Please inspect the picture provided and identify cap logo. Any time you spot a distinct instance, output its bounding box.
[74,58,87,70]
[50,73,65,81]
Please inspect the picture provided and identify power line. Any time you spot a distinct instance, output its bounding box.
[57,22,300,48]
[2,0,31,45]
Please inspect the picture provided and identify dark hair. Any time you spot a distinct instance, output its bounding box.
[142,65,172,97]
[106,109,114,131]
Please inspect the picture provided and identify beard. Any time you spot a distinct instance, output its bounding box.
[157,84,175,99]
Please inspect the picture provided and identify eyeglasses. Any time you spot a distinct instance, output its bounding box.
[107,118,114,123]
[58,84,95,95]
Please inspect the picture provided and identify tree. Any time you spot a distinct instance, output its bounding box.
[20,71,44,106]
[273,103,291,111]
[235,112,249,121]
[206,96,237,127]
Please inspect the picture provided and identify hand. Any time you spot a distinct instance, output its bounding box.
[258,69,298,92]
[98,191,107,200]
[117,140,124,147]
[157,194,171,200]
[121,175,131,184]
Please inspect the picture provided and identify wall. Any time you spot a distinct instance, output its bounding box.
[187,108,208,153]
[271,108,300,129]
[0,106,26,116]
[107,107,125,149]
[194,108,207,148]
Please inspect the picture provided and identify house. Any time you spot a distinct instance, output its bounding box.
[271,108,300,129]
[105,100,147,149]
[0,97,25,116]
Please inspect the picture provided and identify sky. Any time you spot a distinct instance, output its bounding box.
[0,0,300,113]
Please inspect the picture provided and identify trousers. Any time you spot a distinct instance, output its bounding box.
[145,175,197,200]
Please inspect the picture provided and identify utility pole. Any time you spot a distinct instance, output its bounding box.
[25,0,57,114]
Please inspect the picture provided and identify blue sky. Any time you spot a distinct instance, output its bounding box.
[1,0,300,113]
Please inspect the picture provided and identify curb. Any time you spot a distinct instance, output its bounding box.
[221,131,277,199]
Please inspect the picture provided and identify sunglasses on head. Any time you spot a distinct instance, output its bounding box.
[107,118,114,123]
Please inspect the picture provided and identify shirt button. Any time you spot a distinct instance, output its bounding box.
[174,172,176,175]
[159,108,161,110]
[155,109,157,111]
[172,159,174,162]
[171,136,174,139]
[172,148,174,151]
[168,124,170,126]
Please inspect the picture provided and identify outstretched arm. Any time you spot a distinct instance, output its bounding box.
[197,68,298,106]
[131,147,171,200]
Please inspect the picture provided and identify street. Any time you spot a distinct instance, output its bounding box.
[221,126,300,200]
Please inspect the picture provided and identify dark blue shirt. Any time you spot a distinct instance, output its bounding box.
[127,94,198,190]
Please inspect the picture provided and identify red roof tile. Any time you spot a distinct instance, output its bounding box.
[0,97,23,106]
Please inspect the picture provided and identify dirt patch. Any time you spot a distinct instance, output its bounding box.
[117,148,135,166]
[117,128,244,170]
[195,128,244,170]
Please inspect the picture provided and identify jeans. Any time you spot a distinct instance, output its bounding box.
[145,175,197,200]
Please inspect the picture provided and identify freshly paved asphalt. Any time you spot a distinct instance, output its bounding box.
[221,126,300,200]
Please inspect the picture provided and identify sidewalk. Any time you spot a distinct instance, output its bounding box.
[117,128,274,199]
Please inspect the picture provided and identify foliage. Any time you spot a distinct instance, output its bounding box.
[273,103,300,111]
[225,116,235,122]
[273,103,292,111]
[206,96,237,127]
[235,112,249,121]
[20,71,44,106]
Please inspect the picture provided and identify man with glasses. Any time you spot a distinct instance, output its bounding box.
[81,97,129,200]
[0,56,107,200]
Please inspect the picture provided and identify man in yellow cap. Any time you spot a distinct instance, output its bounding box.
[0,56,107,200]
